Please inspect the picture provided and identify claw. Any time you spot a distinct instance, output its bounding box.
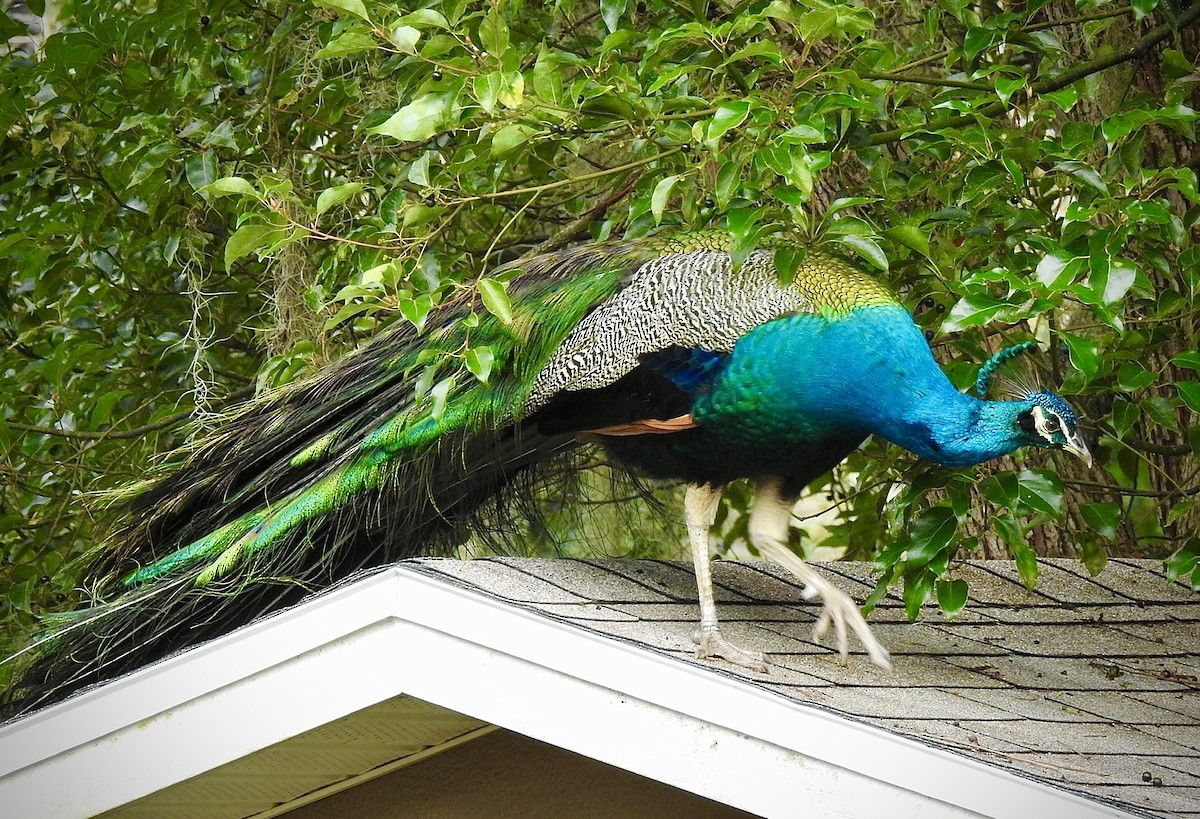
[803,576,891,670]
[694,628,770,673]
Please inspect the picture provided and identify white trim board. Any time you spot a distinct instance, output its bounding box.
[0,566,1135,819]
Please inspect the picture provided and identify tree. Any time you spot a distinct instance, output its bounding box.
[2,0,1197,664]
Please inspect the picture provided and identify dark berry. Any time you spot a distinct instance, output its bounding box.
[424,195,436,206]
[1142,772,1152,783]
[431,70,443,81]
[703,197,715,208]
[680,143,692,153]
[570,125,583,135]
[200,15,211,27]
[724,131,736,143]
[921,297,935,309]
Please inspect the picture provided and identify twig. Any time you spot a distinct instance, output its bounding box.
[845,2,1200,150]
[9,386,254,442]
[858,71,992,91]
[451,148,683,205]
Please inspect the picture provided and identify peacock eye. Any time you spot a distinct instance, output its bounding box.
[1045,415,1061,432]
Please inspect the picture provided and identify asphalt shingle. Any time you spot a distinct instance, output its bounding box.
[411,557,1200,818]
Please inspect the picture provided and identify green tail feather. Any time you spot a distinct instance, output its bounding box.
[3,230,799,716]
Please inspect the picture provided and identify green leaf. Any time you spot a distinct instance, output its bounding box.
[705,101,750,146]
[315,182,364,215]
[1080,538,1108,576]
[1165,539,1200,583]
[1176,380,1200,413]
[1055,160,1108,194]
[369,94,450,142]
[600,0,628,32]
[479,8,509,58]
[1116,362,1156,392]
[314,32,378,59]
[1040,87,1078,112]
[408,152,431,186]
[9,580,31,614]
[936,578,968,618]
[465,346,495,383]
[497,72,524,108]
[963,28,996,59]
[475,72,524,113]
[491,123,536,156]
[1012,541,1040,589]
[479,278,512,324]
[1172,351,1200,370]
[862,564,900,616]
[1017,469,1064,517]
[941,295,1008,332]
[399,294,434,332]
[1059,332,1099,380]
[1143,396,1179,432]
[185,152,218,192]
[225,224,282,267]
[1035,253,1077,290]
[651,175,679,225]
[1080,502,1121,540]
[903,567,935,621]
[906,506,957,567]
[994,76,1025,104]
[837,235,888,271]
[395,9,448,29]
[313,0,369,21]
[1131,0,1159,20]
[89,390,125,426]
[202,176,259,198]
[981,471,1019,508]
[387,25,420,53]
[773,248,806,285]
[429,375,455,420]
[1101,262,1136,305]
[882,224,930,258]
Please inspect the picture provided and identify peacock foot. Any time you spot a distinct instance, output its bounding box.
[800,575,892,670]
[693,628,770,673]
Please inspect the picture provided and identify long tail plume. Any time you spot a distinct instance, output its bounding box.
[2,240,655,718]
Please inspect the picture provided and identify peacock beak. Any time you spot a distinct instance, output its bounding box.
[1062,433,1092,468]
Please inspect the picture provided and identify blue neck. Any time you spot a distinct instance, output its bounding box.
[725,306,1033,468]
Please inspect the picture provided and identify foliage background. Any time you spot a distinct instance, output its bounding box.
[2,0,1198,660]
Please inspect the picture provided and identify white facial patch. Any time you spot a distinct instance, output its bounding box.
[1031,405,1062,440]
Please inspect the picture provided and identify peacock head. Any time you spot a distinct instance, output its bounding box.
[976,342,1090,466]
[1013,390,1091,467]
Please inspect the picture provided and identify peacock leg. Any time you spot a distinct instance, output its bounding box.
[750,478,892,670]
[685,483,769,673]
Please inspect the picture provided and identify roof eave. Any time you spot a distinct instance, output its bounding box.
[0,566,1133,819]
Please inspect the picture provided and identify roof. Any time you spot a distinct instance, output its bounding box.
[0,557,1196,818]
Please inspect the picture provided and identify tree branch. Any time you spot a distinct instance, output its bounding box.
[9,386,254,442]
[839,2,1200,151]
[858,71,992,91]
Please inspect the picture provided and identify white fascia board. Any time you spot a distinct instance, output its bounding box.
[0,567,1133,819]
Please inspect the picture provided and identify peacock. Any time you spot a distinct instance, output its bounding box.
[2,230,1091,716]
